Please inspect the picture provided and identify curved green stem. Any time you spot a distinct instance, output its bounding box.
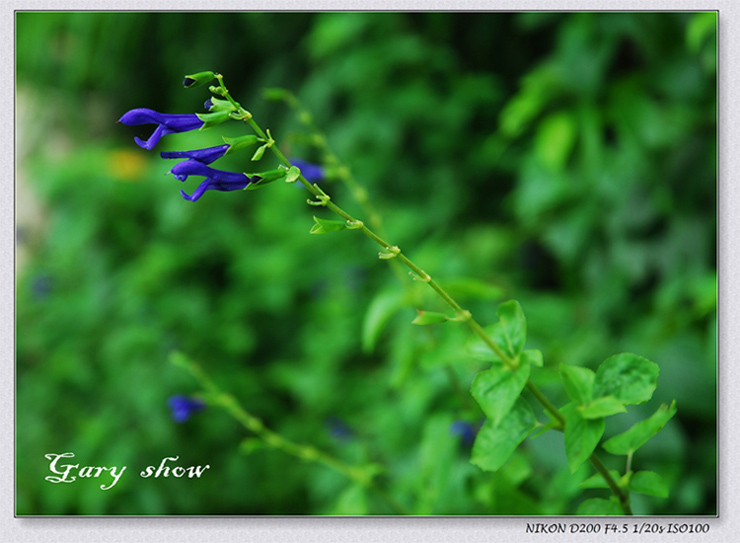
[171,352,409,515]
[217,77,632,515]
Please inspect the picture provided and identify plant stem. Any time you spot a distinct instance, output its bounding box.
[221,79,632,515]
[171,352,409,515]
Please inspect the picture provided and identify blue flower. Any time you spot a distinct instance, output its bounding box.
[169,159,253,202]
[290,159,324,183]
[450,420,482,447]
[160,144,229,165]
[324,417,354,442]
[118,108,204,150]
[167,395,205,423]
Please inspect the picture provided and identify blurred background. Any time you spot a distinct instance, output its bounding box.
[16,12,716,515]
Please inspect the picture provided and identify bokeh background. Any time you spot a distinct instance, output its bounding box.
[16,12,716,515]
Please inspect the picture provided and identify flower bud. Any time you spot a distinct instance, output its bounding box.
[183,71,216,88]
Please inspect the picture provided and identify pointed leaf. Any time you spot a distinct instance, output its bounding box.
[521,349,543,368]
[579,469,623,490]
[471,360,531,427]
[602,401,677,456]
[471,398,536,472]
[580,396,628,419]
[361,288,405,353]
[629,471,669,498]
[562,403,605,473]
[593,353,660,405]
[560,364,595,405]
[466,300,526,364]
[251,143,269,161]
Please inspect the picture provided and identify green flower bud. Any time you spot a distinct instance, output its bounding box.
[205,96,238,113]
[183,71,216,88]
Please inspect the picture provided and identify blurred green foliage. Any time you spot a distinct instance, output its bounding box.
[16,12,716,515]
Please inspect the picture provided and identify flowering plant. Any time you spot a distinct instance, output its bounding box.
[118,71,680,516]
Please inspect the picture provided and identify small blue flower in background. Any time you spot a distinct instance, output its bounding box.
[289,159,324,183]
[31,274,54,302]
[160,144,230,165]
[118,108,204,150]
[450,420,482,447]
[169,159,253,202]
[167,395,205,423]
[324,416,354,443]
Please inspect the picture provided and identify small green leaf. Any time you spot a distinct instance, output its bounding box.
[593,353,660,405]
[579,469,623,490]
[251,143,269,161]
[466,300,526,364]
[471,398,536,472]
[471,360,531,427]
[521,349,543,367]
[560,365,595,405]
[629,471,669,498]
[580,396,628,419]
[562,403,605,473]
[411,310,449,325]
[310,216,347,234]
[576,497,623,515]
[602,401,677,456]
[361,288,406,353]
[285,165,301,183]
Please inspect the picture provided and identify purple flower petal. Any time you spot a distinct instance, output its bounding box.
[160,144,229,165]
[119,108,204,150]
[167,395,205,423]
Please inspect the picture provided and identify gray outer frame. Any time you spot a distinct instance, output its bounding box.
[6,2,732,542]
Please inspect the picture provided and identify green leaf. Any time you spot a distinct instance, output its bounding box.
[521,349,543,367]
[535,111,577,171]
[580,396,628,419]
[471,360,531,427]
[411,310,449,325]
[602,401,678,456]
[361,288,406,353]
[466,300,526,363]
[560,364,595,405]
[576,497,623,516]
[310,216,347,234]
[562,403,605,473]
[251,143,269,161]
[285,165,301,183]
[471,398,536,472]
[579,469,623,490]
[630,471,669,498]
[593,353,660,405]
